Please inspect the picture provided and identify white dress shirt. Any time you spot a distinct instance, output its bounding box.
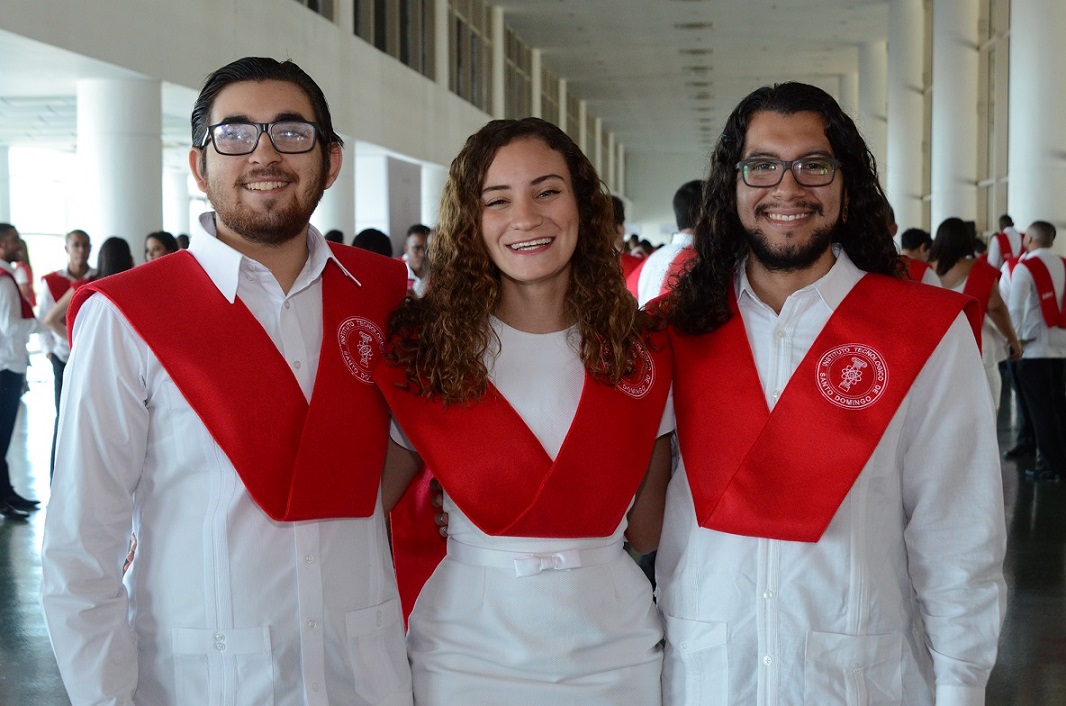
[0,258,39,373]
[986,226,1023,269]
[657,249,1007,706]
[41,213,412,706]
[636,232,694,306]
[37,266,95,363]
[1007,248,1066,358]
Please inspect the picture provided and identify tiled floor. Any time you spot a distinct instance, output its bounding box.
[0,354,1063,704]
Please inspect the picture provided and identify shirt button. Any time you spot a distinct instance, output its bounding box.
[216,642,227,651]
[763,590,774,599]
[214,632,225,642]
[680,641,689,651]
[775,330,786,339]
[772,390,781,399]
[304,554,315,564]
[312,682,320,693]
[284,300,291,309]
[308,620,317,630]
[763,655,773,666]
[294,360,302,370]
[376,610,383,628]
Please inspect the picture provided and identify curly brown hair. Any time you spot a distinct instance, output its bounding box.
[664,82,903,335]
[387,117,643,403]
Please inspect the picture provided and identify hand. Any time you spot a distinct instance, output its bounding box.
[430,478,448,537]
[1007,339,1023,362]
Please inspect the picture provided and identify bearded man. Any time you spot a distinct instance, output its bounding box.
[41,57,413,706]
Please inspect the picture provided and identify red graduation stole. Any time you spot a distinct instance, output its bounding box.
[375,331,672,537]
[0,270,33,318]
[69,246,407,521]
[43,271,76,302]
[962,260,1001,340]
[993,231,1020,260]
[1019,256,1066,328]
[902,255,932,283]
[671,274,978,543]
[659,246,696,297]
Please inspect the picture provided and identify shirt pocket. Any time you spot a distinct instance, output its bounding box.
[345,597,412,704]
[804,631,902,706]
[661,612,729,706]
[172,625,274,706]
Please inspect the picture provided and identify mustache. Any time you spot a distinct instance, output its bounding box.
[242,167,296,181]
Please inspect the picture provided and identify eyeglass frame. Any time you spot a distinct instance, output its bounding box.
[735,156,842,188]
[199,120,322,156]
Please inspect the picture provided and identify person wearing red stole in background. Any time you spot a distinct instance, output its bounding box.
[928,217,1022,410]
[375,117,673,704]
[41,58,413,706]
[899,226,943,286]
[1006,221,1066,483]
[653,83,1006,706]
[631,180,702,305]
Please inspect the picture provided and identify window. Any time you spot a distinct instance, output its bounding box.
[504,27,531,119]
[450,0,492,112]
[353,0,435,79]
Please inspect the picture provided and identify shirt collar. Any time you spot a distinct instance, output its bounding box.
[0,259,15,275]
[671,231,694,246]
[190,212,361,302]
[735,243,863,312]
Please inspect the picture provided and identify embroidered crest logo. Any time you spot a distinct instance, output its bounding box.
[616,340,655,399]
[816,343,888,410]
[337,316,384,384]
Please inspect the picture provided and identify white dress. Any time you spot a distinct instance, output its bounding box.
[402,319,668,705]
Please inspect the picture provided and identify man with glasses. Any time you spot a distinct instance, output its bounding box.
[654,83,1006,705]
[42,58,413,705]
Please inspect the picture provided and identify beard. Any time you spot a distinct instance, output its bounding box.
[743,205,839,272]
[207,163,329,247]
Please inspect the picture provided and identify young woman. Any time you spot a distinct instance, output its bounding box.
[374,118,672,704]
[929,217,1022,407]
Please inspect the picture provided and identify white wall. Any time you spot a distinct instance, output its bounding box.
[625,150,708,245]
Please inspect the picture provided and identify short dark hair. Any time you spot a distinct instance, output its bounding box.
[66,229,90,244]
[999,214,1014,229]
[611,195,626,226]
[145,231,179,255]
[352,228,393,257]
[666,82,900,335]
[323,229,344,243]
[673,180,703,231]
[1027,220,1056,247]
[0,224,16,239]
[899,227,931,252]
[406,224,431,238]
[191,57,342,164]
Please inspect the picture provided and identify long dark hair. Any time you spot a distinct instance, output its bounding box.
[929,217,974,276]
[665,82,902,335]
[96,237,135,278]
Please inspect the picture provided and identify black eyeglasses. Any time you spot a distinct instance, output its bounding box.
[200,120,320,156]
[736,157,841,188]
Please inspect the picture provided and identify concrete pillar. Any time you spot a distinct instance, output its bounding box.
[839,73,859,120]
[859,40,888,184]
[930,0,979,230]
[886,0,927,231]
[578,100,588,153]
[531,49,543,118]
[420,163,447,228]
[616,143,625,197]
[606,132,616,191]
[312,136,355,238]
[593,118,603,174]
[434,0,449,88]
[558,79,568,133]
[162,169,190,236]
[1009,0,1066,252]
[491,6,505,119]
[77,78,162,262]
[0,147,9,222]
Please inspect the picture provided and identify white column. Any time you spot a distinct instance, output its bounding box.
[354,148,390,240]
[886,0,926,231]
[434,0,449,88]
[162,169,190,236]
[336,0,354,33]
[930,0,979,230]
[593,118,603,174]
[420,163,447,228]
[491,6,505,119]
[1009,0,1066,251]
[578,100,588,153]
[312,137,355,238]
[616,143,625,197]
[839,73,859,120]
[0,147,9,222]
[606,133,616,191]
[558,78,568,133]
[77,78,162,262]
[531,49,543,118]
[859,41,888,185]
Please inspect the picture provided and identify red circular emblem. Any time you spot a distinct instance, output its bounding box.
[815,343,889,410]
[617,340,656,399]
[337,316,384,384]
